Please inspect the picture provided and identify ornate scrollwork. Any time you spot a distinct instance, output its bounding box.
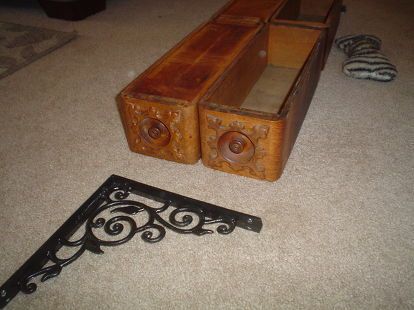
[125,103,184,161]
[16,185,235,296]
[206,115,269,178]
[0,175,261,308]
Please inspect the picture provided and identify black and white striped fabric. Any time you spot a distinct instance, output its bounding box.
[335,34,397,82]
[335,34,382,54]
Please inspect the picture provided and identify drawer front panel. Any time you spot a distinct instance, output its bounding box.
[119,96,199,164]
[199,108,284,181]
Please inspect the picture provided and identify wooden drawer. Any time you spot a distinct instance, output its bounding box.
[118,22,261,164]
[212,0,288,25]
[199,24,323,181]
[271,0,342,67]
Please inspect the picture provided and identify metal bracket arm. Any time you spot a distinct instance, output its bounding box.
[0,175,262,308]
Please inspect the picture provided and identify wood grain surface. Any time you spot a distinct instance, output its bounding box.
[199,24,323,181]
[119,21,261,164]
[117,0,341,173]
[213,0,288,24]
[271,0,342,67]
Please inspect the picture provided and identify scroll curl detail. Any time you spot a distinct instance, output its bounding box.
[18,187,236,294]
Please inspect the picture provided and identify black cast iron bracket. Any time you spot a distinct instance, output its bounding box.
[0,175,262,308]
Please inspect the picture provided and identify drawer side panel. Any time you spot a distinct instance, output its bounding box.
[280,39,323,166]
[214,0,288,22]
[300,0,336,21]
[323,0,342,64]
[124,23,260,104]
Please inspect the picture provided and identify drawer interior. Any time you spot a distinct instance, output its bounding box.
[215,0,288,22]
[275,0,336,23]
[240,66,298,113]
[204,24,320,116]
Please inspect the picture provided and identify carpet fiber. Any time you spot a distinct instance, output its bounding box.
[0,0,413,309]
[0,21,76,79]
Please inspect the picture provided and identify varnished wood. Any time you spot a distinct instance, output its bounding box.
[208,26,269,109]
[274,0,341,25]
[119,22,261,164]
[275,0,301,20]
[124,23,260,104]
[299,0,338,21]
[199,111,281,180]
[271,0,342,67]
[323,0,342,64]
[199,24,323,181]
[279,39,324,165]
[213,0,288,24]
[118,0,341,172]
[268,25,322,69]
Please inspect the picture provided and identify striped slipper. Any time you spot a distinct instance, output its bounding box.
[335,34,382,53]
[342,51,398,82]
[346,40,381,56]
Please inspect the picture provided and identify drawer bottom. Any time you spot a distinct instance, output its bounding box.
[241,66,299,114]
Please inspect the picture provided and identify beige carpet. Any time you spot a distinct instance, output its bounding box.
[0,0,413,309]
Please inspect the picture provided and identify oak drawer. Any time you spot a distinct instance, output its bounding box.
[271,0,342,67]
[118,21,261,164]
[199,24,323,181]
[213,0,288,24]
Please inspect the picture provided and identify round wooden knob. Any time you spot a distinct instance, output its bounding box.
[218,131,255,164]
[228,138,245,154]
[148,127,161,139]
[139,118,171,146]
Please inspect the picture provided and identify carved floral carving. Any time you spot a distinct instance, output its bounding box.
[206,114,269,178]
[125,102,184,161]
